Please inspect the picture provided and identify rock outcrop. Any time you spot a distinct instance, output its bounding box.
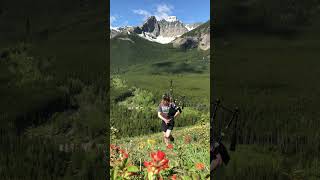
[158,19,188,37]
[172,21,210,50]
[141,16,160,37]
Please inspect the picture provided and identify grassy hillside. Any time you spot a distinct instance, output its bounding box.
[111,34,210,69]
[110,46,210,138]
[111,123,210,179]
[111,33,210,105]
[110,75,209,138]
[110,29,211,179]
[110,34,175,68]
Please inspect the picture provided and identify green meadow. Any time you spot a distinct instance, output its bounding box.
[110,30,211,179]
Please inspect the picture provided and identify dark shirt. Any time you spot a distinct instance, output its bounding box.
[158,103,176,119]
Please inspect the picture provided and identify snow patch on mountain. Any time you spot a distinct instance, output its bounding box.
[164,16,178,22]
[111,27,120,31]
[185,25,194,31]
[185,23,202,31]
[155,36,176,44]
[138,33,175,44]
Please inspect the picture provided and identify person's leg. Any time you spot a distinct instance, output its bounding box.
[162,132,167,144]
[165,129,172,145]
[164,134,169,145]
[168,120,174,142]
[162,121,169,145]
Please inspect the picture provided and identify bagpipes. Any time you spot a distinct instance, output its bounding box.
[166,80,185,117]
[211,99,239,166]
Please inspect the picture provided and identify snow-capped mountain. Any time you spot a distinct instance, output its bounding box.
[110,16,204,44]
[164,16,178,22]
[132,16,188,44]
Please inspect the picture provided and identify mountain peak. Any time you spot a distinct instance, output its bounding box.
[141,16,160,37]
[164,16,178,22]
[146,16,157,22]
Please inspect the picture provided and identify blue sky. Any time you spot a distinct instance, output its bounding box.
[110,0,210,27]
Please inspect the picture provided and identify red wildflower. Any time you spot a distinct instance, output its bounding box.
[144,161,156,174]
[110,144,129,167]
[195,162,205,170]
[144,161,152,167]
[167,144,173,149]
[151,150,166,162]
[110,144,118,150]
[144,150,169,174]
[123,152,129,159]
[119,149,129,160]
[170,174,177,180]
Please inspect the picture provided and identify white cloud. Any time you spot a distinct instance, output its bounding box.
[110,15,117,28]
[155,4,174,20]
[133,9,151,21]
[132,3,174,22]
[110,16,117,24]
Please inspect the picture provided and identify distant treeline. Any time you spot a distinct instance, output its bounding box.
[110,103,205,138]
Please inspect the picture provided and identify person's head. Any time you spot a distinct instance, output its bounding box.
[161,94,170,105]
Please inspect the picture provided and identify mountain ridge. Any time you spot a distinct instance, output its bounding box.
[173,20,210,50]
[110,16,204,44]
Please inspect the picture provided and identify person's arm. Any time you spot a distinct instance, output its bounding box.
[158,112,168,121]
[173,105,181,119]
[173,111,180,119]
[158,105,169,123]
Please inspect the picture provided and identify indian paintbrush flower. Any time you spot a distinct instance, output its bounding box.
[144,150,169,175]
[166,144,173,149]
[170,174,177,180]
[195,162,205,170]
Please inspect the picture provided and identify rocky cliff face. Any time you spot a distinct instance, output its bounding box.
[172,37,199,50]
[172,21,210,50]
[134,16,189,43]
[141,16,160,38]
[158,19,188,37]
